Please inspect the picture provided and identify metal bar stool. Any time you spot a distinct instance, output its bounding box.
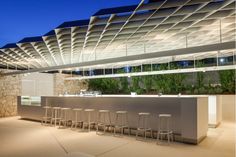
[71,108,83,129]
[114,111,130,136]
[96,110,111,134]
[83,109,96,132]
[136,112,153,139]
[59,108,71,128]
[157,114,174,144]
[50,107,61,126]
[41,106,52,125]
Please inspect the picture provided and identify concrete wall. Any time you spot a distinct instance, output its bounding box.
[22,73,54,96]
[208,95,234,126]
[220,95,235,122]
[21,73,88,96]
[216,96,222,124]
[208,96,221,127]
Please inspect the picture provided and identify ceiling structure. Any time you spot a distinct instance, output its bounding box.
[0,0,235,76]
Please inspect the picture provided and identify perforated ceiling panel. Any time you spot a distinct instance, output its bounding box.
[0,0,235,71]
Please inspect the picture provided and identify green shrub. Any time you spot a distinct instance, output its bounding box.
[198,87,207,94]
[219,70,235,94]
[215,86,223,94]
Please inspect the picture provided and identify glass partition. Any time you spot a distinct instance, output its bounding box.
[21,96,41,106]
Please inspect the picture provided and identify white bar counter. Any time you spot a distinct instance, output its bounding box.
[18,94,209,144]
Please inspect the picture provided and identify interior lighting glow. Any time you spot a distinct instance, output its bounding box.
[220,58,225,63]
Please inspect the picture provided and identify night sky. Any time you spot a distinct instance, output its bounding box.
[0,0,141,47]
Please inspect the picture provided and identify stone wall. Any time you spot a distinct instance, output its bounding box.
[53,73,88,95]
[0,71,88,117]
[0,73,21,117]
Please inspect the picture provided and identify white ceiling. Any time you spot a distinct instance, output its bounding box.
[0,0,235,71]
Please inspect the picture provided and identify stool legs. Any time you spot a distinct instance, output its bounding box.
[96,110,111,134]
[136,113,152,140]
[88,112,91,132]
[41,106,52,126]
[55,109,59,126]
[71,111,78,129]
[157,114,173,145]
[54,109,58,126]
[50,108,61,127]
[114,111,129,136]
[71,109,83,129]
[83,109,96,132]
[59,108,71,128]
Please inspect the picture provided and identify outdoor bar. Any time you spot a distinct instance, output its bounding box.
[18,95,208,144]
[0,0,235,156]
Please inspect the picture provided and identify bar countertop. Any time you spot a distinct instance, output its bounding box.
[55,94,209,98]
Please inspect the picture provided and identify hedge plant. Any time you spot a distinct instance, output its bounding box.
[87,70,235,95]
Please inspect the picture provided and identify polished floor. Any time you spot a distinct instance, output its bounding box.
[0,117,235,157]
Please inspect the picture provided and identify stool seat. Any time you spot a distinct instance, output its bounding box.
[52,107,61,110]
[159,114,171,117]
[116,111,127,114]
[43,106,51,109]
[73,108,82,111]
[61,108,71,110]
[84,109,95,112]
[99,110,109,113]
[138,112,150,116]
[158,130,173,134]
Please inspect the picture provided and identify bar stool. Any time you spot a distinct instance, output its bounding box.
[71,108,83,129]
[41,106,52,125]
[59,108,71,128]
[50,107,61,126]
[157,114,174,144]
[114,111,130,136]
[136,112,153,139]
[83,109,96,132]
[96,110,111,134]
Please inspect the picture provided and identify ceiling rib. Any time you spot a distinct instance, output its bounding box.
[146,0,235,50]
[0,0,235,72]
[2,41,234,75]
